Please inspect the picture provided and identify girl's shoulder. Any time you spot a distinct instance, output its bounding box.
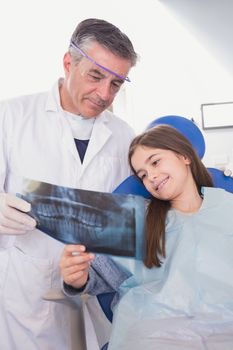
[201,186,233,202]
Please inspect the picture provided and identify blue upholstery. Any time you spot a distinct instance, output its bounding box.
[208,167,233,193]
[100,343,109,350]
[97,292,115,323]
[113,174,152,198]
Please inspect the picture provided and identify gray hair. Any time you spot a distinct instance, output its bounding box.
[69,18,138,66]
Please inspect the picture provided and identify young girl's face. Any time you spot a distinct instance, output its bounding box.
[131,145,192,202]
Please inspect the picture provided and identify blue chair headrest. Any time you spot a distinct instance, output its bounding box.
[113,175,152,199]
[208,168,233,193]
[146,115,206,159]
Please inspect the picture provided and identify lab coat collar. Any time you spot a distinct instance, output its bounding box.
[78,112,112,177]
[45,79,62,112]
[61,111,112,180]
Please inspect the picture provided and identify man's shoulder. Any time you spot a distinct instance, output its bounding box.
[0,91,50,121]
[0,90,48,107]
[102,109,135,136]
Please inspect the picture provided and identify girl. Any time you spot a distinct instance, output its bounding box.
[61,125,233,350]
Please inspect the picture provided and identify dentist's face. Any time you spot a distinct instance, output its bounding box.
[61,42,131,118]
[131,146,192,204]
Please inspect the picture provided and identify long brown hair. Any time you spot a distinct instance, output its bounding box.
[129,125,213,268]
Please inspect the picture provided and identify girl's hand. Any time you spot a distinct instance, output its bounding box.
[60,244,95,289]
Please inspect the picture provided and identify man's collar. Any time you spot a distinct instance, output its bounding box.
[45,78,63,112]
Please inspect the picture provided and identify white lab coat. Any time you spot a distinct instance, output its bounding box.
[0,81,135,350]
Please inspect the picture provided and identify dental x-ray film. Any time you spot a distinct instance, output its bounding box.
[17,178,146,259]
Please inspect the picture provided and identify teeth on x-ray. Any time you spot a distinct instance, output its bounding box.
[35,198,106,228]
[31,197,108,243]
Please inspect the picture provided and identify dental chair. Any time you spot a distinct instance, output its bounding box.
[146,115,206,159]
[208,167,233,193]
[97,115,233,350]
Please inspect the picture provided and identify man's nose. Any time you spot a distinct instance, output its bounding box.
[96,81,112,101]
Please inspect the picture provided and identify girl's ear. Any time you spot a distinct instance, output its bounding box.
[177,154,191,165]
[183,155,191,165]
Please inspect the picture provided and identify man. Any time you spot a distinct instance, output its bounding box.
[0,18,137,350]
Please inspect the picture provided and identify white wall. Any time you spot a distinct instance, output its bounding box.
[157,0,233,174]
[1,0,233,172]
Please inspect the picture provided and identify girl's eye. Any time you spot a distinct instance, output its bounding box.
[152,159,160,166]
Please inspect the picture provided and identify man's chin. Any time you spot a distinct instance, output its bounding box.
[81,107,105,118]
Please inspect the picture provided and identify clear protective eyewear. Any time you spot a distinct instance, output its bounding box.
[69,41,131,82]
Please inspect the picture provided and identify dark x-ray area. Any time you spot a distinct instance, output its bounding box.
[17,179,146,259]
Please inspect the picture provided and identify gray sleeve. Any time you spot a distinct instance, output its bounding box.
[63,254,131,297]
[85,255,132,295]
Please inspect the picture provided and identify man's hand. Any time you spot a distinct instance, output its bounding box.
[0,193,36,234]
[60,245,95,290]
